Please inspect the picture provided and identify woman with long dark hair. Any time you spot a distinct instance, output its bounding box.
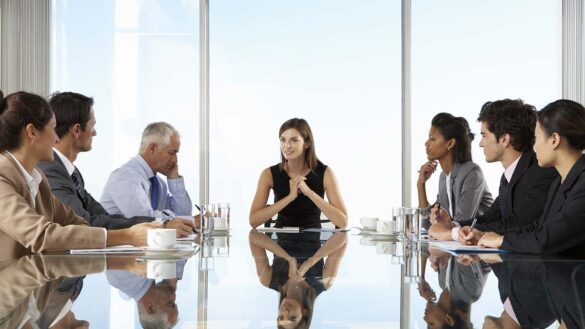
[249,118,347,229]
[418,113,493,231]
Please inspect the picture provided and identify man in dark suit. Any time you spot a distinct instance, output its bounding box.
[38,92,195,235]
[429,99,558,241]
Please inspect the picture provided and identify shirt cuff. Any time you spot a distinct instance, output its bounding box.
[451,226,461,241]
[167,176,186,193]
[102,228,108,248]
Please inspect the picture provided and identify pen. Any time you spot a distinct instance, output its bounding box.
[469,217,478,231]
[194,204,201,211]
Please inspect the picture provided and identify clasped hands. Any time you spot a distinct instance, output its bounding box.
[288,176,312,198]
[287,257,313,281]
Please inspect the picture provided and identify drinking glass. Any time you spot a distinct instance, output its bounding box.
[392,207,404,237]
[216,202,230,229]
[201,203,216,236]
[403,207,423,241]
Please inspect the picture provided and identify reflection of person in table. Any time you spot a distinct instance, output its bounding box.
[106,258,188,329]
[249,118,348,229]
[420,248,490,329]
[249,230,347,329]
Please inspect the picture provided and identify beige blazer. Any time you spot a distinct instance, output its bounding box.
[0,153,106,261]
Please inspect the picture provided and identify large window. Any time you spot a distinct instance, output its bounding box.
[51,1,199,327]
[208,1,403,227]
[410,0,559,207]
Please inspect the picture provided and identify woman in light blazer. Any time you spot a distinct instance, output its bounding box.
[417,113,493,229]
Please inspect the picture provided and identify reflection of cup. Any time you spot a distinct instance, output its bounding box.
[376,220,395,234]
[403,208,423,241]
[376,242,396,254]
[147,229,176,248]
[360,236,376,246]
[146,260,177,280]
[214,236,230,257]
[360,217,378,229]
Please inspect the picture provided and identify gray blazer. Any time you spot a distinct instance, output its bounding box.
[423,161,493,229]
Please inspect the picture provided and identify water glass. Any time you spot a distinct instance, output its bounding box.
[392,207,404,237]
[201,203,216,236]
[403,207,423,241]
[216,202,230,230]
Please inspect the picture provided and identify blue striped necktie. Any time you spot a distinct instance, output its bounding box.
[149,176,160,210]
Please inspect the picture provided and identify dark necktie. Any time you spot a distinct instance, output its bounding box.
[499,173,509,216]
[71,168,83,195]
[149,176,160,210]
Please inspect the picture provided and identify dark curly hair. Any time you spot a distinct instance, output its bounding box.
[431,112,475,163]
[477,99,537,153]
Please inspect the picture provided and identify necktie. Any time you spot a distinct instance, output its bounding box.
[499,173,509,216]
[71,168,83,195]
[149,176,160,210]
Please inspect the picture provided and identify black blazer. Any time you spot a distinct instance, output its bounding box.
[502,155,585,255]
[38,152,154,229]
[471,151,558,233]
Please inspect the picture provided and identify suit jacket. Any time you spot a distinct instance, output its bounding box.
[471,151,558,233]
[38,152,154,229]
[0,153,106,261]
[502,155,585,255]
[423,161,494,229]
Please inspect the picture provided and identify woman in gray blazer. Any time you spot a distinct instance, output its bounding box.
[417,113,493,229]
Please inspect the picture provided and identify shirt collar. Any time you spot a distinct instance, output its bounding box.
[53,148,76,176]
[6,151,43,191]
[135,154,155,178]
[504,156,521,183]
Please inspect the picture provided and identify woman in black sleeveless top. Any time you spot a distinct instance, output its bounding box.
[249,118,348,229]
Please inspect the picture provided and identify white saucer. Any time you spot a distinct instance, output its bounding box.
[369,231,398,236]
[142,246,180,253]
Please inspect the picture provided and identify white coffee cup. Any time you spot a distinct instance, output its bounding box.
[147,228,176,249]
[146,260,176,280]
[376,220,395,234]
[360,217,379,229]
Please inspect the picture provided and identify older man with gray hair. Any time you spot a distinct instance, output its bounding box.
[100,122,196,236]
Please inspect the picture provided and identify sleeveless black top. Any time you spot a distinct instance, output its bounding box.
[269,233,326,297]
[270,161,327,229]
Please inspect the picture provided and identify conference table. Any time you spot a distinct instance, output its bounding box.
[1,227,583,329]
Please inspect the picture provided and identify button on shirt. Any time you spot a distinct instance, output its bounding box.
[100,155,192,219]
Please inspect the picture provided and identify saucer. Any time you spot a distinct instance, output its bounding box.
[369,231,397,236]
[137,254,185,261]
[142,246,180,253]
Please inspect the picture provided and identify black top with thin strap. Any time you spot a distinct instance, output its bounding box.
[270,160,327,229]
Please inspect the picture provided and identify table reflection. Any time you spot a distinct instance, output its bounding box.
[248,231,347,329]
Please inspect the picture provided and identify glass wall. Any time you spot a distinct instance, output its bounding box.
[208,1,403,227]
[410,0,559,206]
[51,0,199,204]
[51,1,199,327]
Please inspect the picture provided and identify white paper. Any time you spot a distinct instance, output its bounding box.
[428,240,508,254]
[256,227,300,233]
[69,245,142,254]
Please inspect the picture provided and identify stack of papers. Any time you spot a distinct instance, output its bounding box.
[69,245,142,254]
[428,240,509,255]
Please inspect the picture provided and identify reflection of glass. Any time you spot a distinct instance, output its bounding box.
[403,241,423,283]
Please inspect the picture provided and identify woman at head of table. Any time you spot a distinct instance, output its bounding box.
[249,118,347,229]
[466,99,585,255]
[0,90,156,260]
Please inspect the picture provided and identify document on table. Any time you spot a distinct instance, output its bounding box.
[256,227,300,233]
[302,228,352,233]
[69,245,142,254]
[428,240,509,254]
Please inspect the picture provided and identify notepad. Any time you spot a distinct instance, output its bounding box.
[69,245,142,254]
[256,227,300,233]
[428,240,509,254]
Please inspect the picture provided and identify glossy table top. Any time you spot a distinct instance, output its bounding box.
[1,228,583,329]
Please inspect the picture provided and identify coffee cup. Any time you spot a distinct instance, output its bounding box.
[146,260,177,280]
[360,217,379,229]
[147,228,176,249]
[376,220,395,234]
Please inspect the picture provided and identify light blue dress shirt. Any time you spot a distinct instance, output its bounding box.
[100,155,192,219]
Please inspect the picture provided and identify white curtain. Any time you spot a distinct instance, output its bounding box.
[563,0,585,105]
[0,0,49,96]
